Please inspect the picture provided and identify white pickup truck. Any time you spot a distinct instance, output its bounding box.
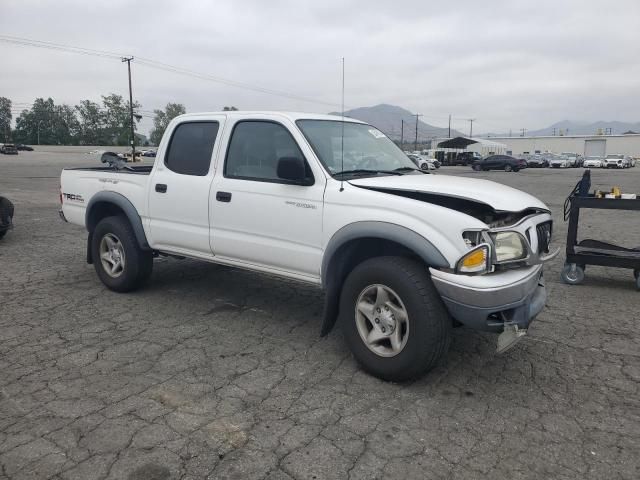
[60,111,557,381]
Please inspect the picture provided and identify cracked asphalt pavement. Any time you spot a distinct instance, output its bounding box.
[1,150,639,479]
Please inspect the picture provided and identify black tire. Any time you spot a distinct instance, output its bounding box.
[339,256,451,382]
[472,164,480,171]
[0,197,14,239]
[561,263,585,285]
[513,167,520,172]
[505,164,513,172]
[91,215,153,292]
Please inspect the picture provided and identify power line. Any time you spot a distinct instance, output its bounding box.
[0,34,342,108]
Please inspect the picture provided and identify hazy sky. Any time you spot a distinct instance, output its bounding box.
[2,0,639,135]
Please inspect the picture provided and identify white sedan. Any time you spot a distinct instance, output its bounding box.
[407,154,436,171]
[583,156,605,168]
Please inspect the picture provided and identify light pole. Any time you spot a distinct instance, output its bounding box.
[121,56,136,160]
[414,113,423,151]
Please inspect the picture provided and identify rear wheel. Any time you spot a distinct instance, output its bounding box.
[339,256,451,381]
[472,164,480,171]
[92,216,153,292]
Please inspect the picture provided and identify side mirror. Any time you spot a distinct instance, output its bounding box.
[277,157,312,185]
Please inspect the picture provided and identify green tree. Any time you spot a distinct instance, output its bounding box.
[150,103,186,145]
[0,97,11,142]
[101,94,141,146]
[14,98,79,145]
[76,100,106,145]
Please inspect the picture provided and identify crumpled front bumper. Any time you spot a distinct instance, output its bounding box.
[429,265,546,332]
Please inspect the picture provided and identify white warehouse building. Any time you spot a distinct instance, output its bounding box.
[479,134,640,158]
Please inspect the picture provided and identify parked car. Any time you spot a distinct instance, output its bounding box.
[472,155,526,172]
[59,111,557,381]
[605,154,629,169]
[561,152,580,168]
[550,155,571,168]
[583,156,605,168]
[16,144,34,151]
[0,196,14,239]
[407,154,435,171]
[0,144,18,155]
[141,150,157,157]
[454,151,482,166]
[524,155,549,168]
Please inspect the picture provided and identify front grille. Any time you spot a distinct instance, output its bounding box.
[536,221,552,253]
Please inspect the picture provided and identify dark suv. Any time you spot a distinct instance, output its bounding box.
[472,155,526,172]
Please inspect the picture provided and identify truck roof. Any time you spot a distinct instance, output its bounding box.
[174,111,368,124]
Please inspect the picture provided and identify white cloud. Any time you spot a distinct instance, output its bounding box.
[1,0,639,135]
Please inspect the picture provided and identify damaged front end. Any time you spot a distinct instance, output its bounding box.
[353,184,558,353]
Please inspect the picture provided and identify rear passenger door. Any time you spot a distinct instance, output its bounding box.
[210,118,326,281]
[147,117,225,256]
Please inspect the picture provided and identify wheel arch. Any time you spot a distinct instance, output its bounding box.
[85,192,150,263]
[319,221,449,336]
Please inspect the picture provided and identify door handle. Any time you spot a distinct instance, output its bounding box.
[155,183,167,193]
[216,191,232,202]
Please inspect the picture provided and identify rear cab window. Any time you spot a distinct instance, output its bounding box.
[165,121,219,176]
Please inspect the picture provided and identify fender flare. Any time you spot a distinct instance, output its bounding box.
[85,191,150,250]
[321,221,448,288]
[319,221,449,335]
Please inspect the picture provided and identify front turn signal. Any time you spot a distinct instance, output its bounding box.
[456,244,490,274]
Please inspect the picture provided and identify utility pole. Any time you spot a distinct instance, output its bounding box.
[468,118,476,138]
[121,56,136,160]
[520,128,526,137]
[400,120,404,151]
[448,114,451,138]
[414,113,423,151]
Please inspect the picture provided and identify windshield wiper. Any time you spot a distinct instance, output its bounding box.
[333,169,404,177]
[393,166,428,174]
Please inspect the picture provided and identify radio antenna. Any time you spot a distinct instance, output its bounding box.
[340,57,345,192]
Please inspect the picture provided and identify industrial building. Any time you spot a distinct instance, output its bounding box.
[477,133,640,157]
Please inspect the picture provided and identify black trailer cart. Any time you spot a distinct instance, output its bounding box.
[561,172,640,289]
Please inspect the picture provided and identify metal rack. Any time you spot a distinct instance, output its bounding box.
[561,182,640,289]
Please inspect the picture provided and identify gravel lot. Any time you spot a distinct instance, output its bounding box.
[1,150,639,480]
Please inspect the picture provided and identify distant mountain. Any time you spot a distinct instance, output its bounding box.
[484,120,640,137]
[329,104,461,142]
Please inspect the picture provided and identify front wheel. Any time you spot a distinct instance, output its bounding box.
[339,256,451,381]
[92,216,153,292]
[505,164,513,172]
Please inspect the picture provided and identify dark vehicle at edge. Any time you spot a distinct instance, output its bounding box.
[0,144,19,155]
[16,144,34,151]
[472,155,527,172]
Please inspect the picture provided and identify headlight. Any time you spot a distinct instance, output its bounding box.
[456,244,490,274]
[490,231,528,262]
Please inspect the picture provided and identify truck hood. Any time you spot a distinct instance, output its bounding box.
[348,174,548,212]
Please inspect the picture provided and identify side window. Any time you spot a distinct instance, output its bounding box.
[165,122,219,176]
[225,121,312,183]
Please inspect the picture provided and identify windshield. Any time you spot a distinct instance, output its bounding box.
[296,120,416,176]
[606,154,624,159]
[585,156,600,160]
